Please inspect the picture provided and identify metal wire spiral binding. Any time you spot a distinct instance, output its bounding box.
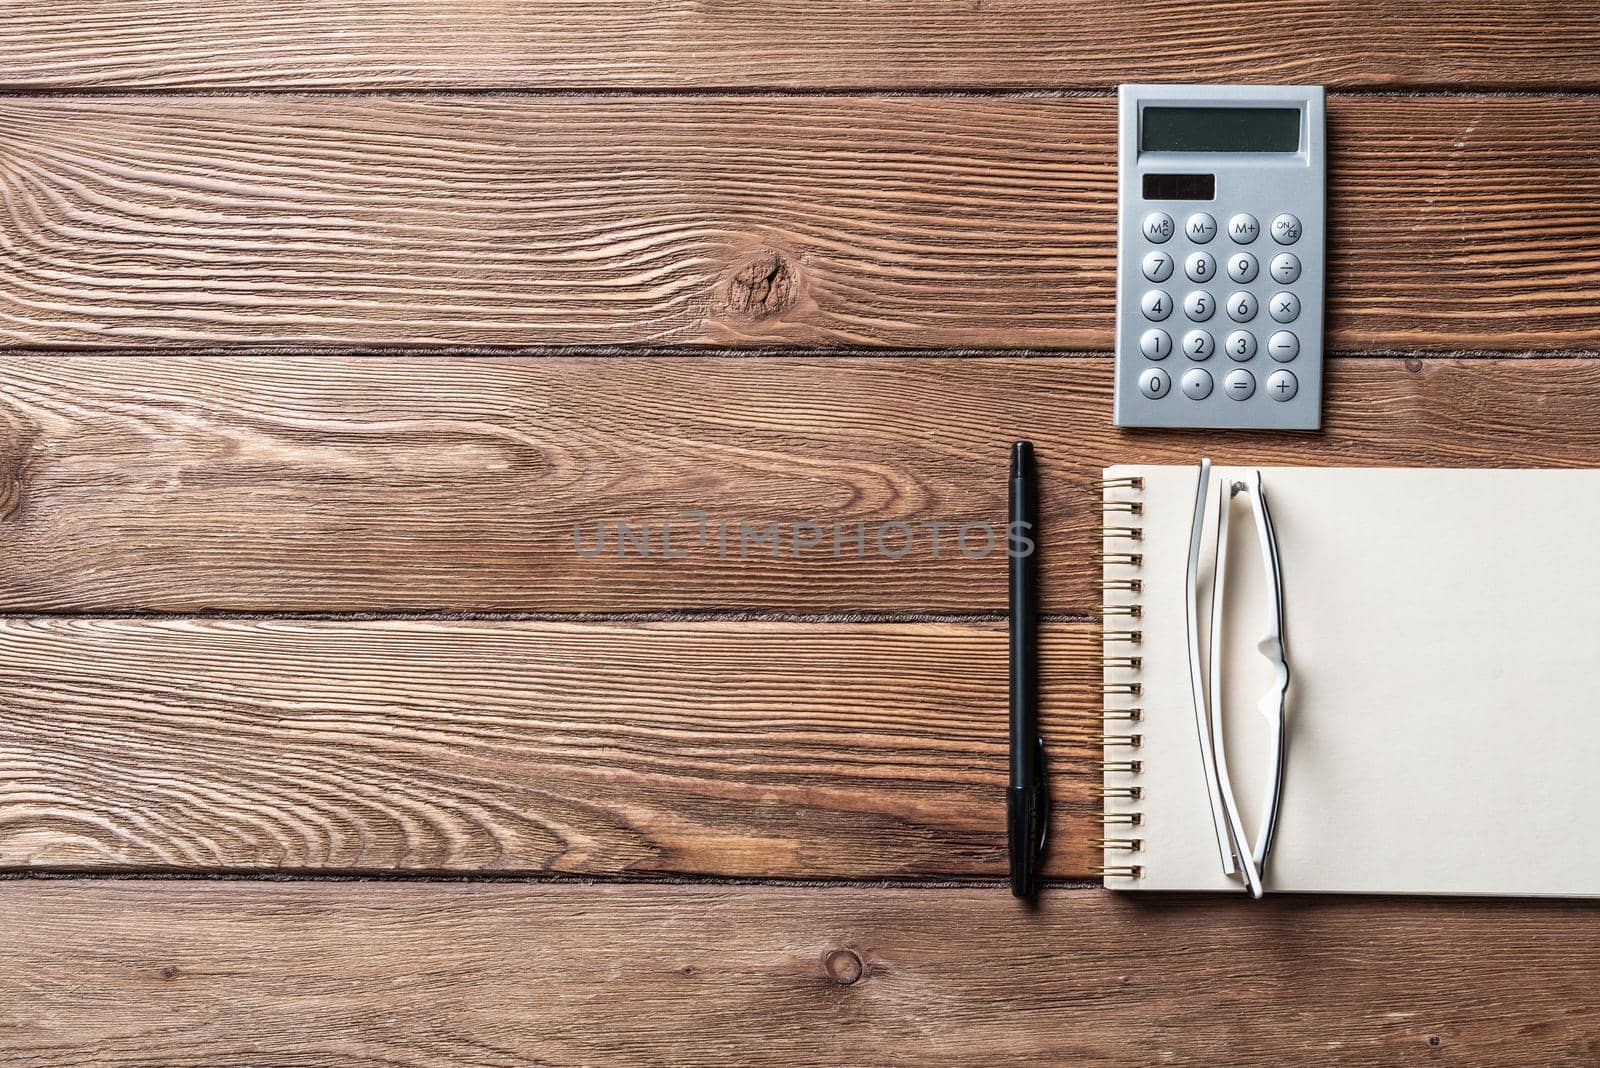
[1097,476,1144,881]
[1093,838,1142,851]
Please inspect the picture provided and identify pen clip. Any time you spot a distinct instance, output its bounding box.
[1035,735,1049,854]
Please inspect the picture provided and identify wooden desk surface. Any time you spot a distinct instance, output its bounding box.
[2,4,1599,1063]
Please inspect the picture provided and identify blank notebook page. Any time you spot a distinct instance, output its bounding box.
[1102,466,1600,896]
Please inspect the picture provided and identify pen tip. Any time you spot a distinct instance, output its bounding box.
[1011,440,1034,474]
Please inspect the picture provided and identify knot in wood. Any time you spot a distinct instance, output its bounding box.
[823,948,863,986]
[725,251,799,320]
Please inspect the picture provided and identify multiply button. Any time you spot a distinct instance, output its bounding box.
[1267,369,1298,401]
[1139,367,1172,399]
[1270,253,1301,284]
[1143,250,1174,281]
[1143,212,1175,243]
[1181,368,1214,400]
[1267,331,1299,362]
[1227,213,1259,244]
[1224,369,1255,400]
[1185,212,1217,243]
[1270,213,1301,245]
[1269,292,1301,323]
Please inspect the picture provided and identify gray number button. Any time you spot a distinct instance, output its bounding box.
[1142,250,1174,282]
[1181,367,1214,400]
[1140,328,1172,360]
[1267,369,1299,401]
[1184,251,1216,282]
[1184,290,1215,321]
[1270,253,1301,284]
[1227,252,1258,283]
[1227,213,1260,244]
[1224,369,1256,400]
[1143,212,1175,243]
[1139,367,1172,399]
[1225,330,1256,361]
[1141,289,1172,321]
[1267,331,1299,362]
[1227,291,1257,322]
[1185,212,1217,243]
[1183,329,1214,360]
[1270,213,1302,244]
[1269,292,1301,323]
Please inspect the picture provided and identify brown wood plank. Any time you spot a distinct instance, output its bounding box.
[4,2,1598,91]
[0,618,1101,878]
[4,881,1599,1065]
[2,95,1598,350]
[9,356,1600,615]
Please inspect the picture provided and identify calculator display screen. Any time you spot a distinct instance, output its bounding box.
[1141,107,1300,153]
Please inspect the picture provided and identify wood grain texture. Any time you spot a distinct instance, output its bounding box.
[10,356,1600,614]
[4,1,1599,90]
[0,618,1101,878]
[3,95,1599,350]
[5,880,1600,1066]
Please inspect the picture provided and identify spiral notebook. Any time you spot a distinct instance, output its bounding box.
[1100,465,1600,897]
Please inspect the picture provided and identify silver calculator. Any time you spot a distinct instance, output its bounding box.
[1113,84,1325,430]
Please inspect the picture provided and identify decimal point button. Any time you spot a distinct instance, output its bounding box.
[1181,367,1213,400]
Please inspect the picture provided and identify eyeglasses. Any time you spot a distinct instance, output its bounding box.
[1185,460,1290,898]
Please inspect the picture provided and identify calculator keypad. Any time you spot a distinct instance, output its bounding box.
[1130,203,1309,406]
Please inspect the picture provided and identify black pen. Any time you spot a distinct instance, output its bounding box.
[1008,440,1048,897]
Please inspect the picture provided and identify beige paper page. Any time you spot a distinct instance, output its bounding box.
[1103,466,1600,896]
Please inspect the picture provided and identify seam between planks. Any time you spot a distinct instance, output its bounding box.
[4,348,1600,361]
[3,87,1600,99]
[0,869,1105,890]
[0,610,1099,624]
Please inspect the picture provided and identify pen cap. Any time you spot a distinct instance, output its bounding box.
[1007,780,1048,898]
